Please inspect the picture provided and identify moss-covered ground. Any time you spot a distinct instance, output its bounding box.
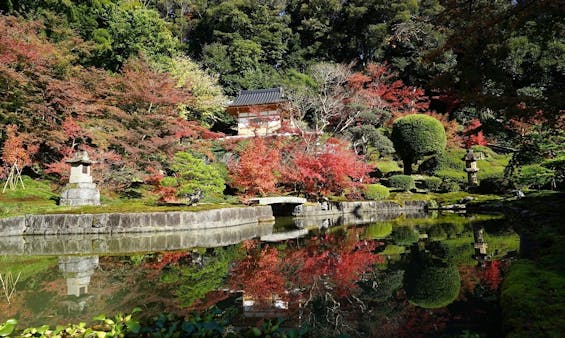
[499,191,565,337]
[0,176,239,218]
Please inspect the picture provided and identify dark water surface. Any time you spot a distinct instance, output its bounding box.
[0,212,518,337]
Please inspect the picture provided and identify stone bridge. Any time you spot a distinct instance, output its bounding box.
[248,196,307,217]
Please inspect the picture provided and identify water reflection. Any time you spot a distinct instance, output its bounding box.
[0,213,519,336]
[0,222,275,255]
[58,256,98,297]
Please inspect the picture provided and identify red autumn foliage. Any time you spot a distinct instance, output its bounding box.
[228,233,383,301]
[147,252,190,271]
[284,233,382,298]
[348,63,430,115]
[227,137,372,198]
[463,119,489,148]
[1,125,35,169]
[480,260,507,291]
[282,138,372,197]
[0,16,220,191]
[228,138,282,197]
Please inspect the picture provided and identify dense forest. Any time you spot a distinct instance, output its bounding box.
[0,0,563,200]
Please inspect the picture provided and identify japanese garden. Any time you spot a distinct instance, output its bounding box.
[0,0,563,337]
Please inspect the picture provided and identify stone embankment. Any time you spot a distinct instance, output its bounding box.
[293,200,428,217]
[292,200,429,228]
[0,206,274,237]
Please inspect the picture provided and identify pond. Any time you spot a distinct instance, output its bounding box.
[0,212,519,337]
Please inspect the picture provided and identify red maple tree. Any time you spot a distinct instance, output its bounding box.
[228,137,282,197]
[463,119,489,148]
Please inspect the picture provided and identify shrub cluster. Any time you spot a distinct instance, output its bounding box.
[364,183,390,200]
[387,175,416,191]
[440,180,461,193]
[421,176,442,191]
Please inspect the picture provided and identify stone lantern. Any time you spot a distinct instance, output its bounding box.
[60,150,100,206]
[463,149,480,187]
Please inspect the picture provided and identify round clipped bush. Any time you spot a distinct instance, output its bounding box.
[364,183,390,200]
[391,114,447,175]
[422,176,442,191]
[388,175,415,191]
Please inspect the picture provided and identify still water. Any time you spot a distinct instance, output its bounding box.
[0,212,518,337]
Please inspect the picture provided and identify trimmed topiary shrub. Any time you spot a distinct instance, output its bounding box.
[391,114,447,175]
[387,175,416,191]
[422,177,442,191]
[364,183,390,200]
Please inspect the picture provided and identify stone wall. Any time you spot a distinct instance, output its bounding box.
[0,206,274,237]
[293,200,428,218]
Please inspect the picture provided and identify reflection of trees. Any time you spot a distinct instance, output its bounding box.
[405,262,460,309]
[392,226,419,245]
[364,222,393,239]
[404,244,461,309]
[159,247,241,308]
[228,230,384,336]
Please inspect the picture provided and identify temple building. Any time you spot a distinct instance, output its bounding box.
[226,88,291,137]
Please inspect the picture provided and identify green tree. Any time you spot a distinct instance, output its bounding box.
[163,56,229,128]
[391,114,446,175]
[168,152,225,199]
[191,0,292,95]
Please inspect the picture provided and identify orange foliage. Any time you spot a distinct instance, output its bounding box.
[1,125,36,171]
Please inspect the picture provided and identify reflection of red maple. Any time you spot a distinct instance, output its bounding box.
[229,244,286,300]
[286,235,382,297]
[229,232,383,301]
[481,260,506,291]
[146,252,189,277]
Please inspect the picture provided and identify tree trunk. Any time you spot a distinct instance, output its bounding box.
[403,158,413,175]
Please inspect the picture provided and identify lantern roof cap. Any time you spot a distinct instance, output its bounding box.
[463,149,480,161]
[66,150,95,164]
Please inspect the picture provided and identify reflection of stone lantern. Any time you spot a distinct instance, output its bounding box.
[463,149,480,187]
[58,256,99,297]
[60,150,100,206]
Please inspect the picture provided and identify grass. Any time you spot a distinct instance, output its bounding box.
[0,177,58,217]
[373,159,402,174]
[0,176,239,218]
[501,260,565,337]
[434,146,511,183]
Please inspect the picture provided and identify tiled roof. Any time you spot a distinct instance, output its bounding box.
[230,87,286,106]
